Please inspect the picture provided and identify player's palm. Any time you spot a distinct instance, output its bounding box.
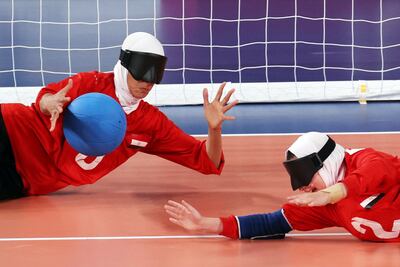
[165,200,204,231]
[41,79,72,131]
[203,82,238,130]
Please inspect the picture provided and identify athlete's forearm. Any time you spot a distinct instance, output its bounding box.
[321,183,347,203]
[206,127,223,168]
[220,210,292,240]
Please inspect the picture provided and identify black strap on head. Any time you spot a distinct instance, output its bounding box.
[283,136,336,190]
[119,49,167,84]
[317,136,336,163]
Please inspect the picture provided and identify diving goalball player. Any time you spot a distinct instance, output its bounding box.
[165,132,400,242]
[0,32,237,199]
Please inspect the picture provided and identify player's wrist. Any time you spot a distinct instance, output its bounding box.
[199,217,222,233]
[208,124,222,132]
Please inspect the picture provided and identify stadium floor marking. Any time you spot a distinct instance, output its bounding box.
[0,233,351,242]
[193,131,400,138]
[1,132,359,243]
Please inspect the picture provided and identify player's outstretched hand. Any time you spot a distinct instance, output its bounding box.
[40,79,72,131]
[287,191,331,207]
[203,82,238,130]
[164,200,204,231]
[164,200,223,233]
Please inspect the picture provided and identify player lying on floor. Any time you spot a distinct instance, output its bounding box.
[165,132,400,242]
[0,32,237,200]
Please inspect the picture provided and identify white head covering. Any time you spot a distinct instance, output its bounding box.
[286,132,346,187]
[113,32,165,114]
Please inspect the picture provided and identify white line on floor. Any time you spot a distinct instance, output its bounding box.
[0,232,351,242]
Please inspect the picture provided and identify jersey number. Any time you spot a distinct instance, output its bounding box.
[75,153,104,170]
[351,217,400,239]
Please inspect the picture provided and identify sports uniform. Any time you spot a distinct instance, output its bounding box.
[220,148,400,242]
[1,71,224,196]
[0,32,228,198]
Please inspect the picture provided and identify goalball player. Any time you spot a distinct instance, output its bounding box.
[165,132,400,242]
[0,32,237,199]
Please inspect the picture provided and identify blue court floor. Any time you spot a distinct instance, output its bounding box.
[160,101,400,135]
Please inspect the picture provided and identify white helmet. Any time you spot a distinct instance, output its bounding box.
[119,32,167,84]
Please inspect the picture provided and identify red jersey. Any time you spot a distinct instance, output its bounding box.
[284,148,400,242]
[1,72,224,195]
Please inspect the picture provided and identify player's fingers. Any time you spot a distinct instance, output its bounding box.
[49,110,59,132]
[60,96,71,104]
[287,198,300,204]
[286,197,296,203]
[287,195,298,201]
[165,209,181,219]
[164,205,181,215]
[302,199,313,205]
[167,201,190,215]
[223,100,239,113]
[181,200,198,214]
[214,82,226,101]
[202,88,209,106]
[167,204,186,216]
[221,88,235,105]
[223,115,236,121]
[288,192,311,199]
[287,196,309,206]
[293,200,308,206]
[169,218,184,227]
[59,79,73,95]
[167,200,184,209]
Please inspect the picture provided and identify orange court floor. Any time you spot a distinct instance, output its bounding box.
[0,133,399,267]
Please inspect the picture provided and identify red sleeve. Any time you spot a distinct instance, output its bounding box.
[282,203,338,231]
[34,71,108,111]
[219,215,239,239]
[342,149,400,196]
[33,72,114,132]
[142,110,224,175]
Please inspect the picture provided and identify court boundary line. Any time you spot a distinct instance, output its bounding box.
[1,130,371,243]
[0,233,351,242]
[193,131,400,138]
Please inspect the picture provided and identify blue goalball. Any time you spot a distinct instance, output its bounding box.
[63,93,127,156]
